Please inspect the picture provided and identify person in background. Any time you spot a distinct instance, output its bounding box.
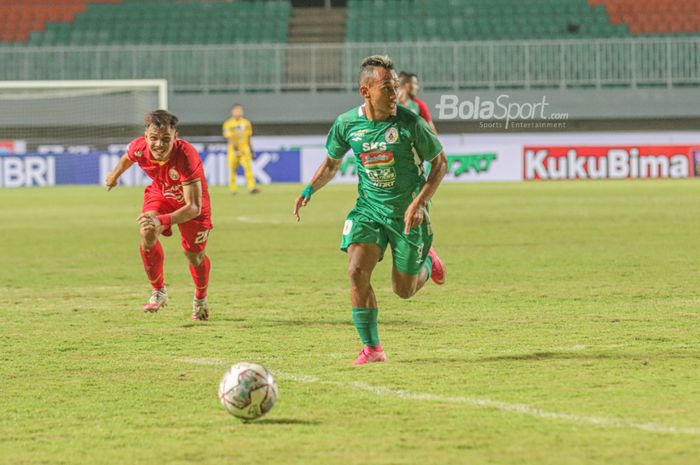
[398,71,438,134]
[223,104,260,194]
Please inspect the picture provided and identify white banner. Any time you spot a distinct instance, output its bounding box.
[299,135,523,184]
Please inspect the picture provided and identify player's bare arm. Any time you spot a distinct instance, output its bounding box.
[138,179,203,231]
[105,153,135,190]
[403,151,447,234]
[293,156,342,222]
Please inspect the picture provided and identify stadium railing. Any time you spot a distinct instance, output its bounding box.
[0,38,698,92]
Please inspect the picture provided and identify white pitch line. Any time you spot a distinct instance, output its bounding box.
[235,216,281,225]
[180,357,226,366]
[179,357,700,436]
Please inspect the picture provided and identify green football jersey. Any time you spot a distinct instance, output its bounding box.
[326,104,443,219]
[404,98,420,116]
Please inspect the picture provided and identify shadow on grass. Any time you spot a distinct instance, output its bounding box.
[180,317,245,328]
[481,351,609,362]
[247,418,320,425]
[260,318,426,328]
[406,350,698,364]
[477,351,676,362]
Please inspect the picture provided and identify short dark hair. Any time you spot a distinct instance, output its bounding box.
[359,55,395,85]
[231,103,243,110]
[145,110,178,130]
[399,71,417,86]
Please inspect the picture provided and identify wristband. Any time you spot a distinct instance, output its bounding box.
[157,214,172,228]
[301,184,314,200]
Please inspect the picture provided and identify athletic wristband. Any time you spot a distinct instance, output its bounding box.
[157,214,172,228]
[301,184,314,200]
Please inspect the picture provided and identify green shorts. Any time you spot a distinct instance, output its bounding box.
[340,208,433,275]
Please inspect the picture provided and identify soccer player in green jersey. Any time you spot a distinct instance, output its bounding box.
[293,55,448,366]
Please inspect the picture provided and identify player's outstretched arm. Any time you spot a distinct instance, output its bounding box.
[404,152,448,234]
[105,153,135,191]
[293,156,342,222]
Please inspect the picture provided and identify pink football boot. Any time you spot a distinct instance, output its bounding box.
[353,345,388,366]
[428,247,446,285]
[143,288,168,313]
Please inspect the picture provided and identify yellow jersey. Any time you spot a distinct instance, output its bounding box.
[223,117,253,149]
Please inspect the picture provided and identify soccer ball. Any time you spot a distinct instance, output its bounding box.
[218,362,278,420]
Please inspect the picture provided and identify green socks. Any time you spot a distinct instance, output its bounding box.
[352,307,380,347]
[423,255,433,280]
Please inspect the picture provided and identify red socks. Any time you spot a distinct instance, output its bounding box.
[190,255,210,299]
[140,242,165,290]
[140,243,209,298]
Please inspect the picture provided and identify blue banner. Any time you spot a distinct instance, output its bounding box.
[0,150,301,188]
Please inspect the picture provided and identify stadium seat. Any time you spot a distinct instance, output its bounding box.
[592,0,700,35]
[0,0,291,46]
[0,0,291,90]
[345,0,642,42]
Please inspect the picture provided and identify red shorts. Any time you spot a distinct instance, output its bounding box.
[142,186,212,253]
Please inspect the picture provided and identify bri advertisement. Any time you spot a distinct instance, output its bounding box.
[0,149,300,188]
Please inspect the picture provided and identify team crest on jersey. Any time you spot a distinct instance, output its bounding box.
[134,151,143,158]
[169,168,179,181]
[384,127,399,144]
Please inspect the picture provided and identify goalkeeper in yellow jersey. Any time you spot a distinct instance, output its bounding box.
[222,104,260,194]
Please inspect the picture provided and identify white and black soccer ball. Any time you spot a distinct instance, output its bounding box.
[218,362,278,420]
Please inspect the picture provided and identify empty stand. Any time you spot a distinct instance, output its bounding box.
[591,0,700,35]
[346,0,629,42]
[0,0,697,91]
[0,0,120,43]
[0,0,290,46]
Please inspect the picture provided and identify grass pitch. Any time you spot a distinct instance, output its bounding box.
[1,182,699,465]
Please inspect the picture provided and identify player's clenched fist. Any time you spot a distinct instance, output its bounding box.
[137,213,161,232]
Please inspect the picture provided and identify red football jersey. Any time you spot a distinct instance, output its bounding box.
[126,137,211,221]
[413,97,433,123]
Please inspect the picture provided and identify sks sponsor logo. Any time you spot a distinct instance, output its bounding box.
[524,146,697,181]
[360,151,395,168]
[361,141,387,151]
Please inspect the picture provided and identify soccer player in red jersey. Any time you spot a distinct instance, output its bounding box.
[105,110,213,320]
[398,71,438,134]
